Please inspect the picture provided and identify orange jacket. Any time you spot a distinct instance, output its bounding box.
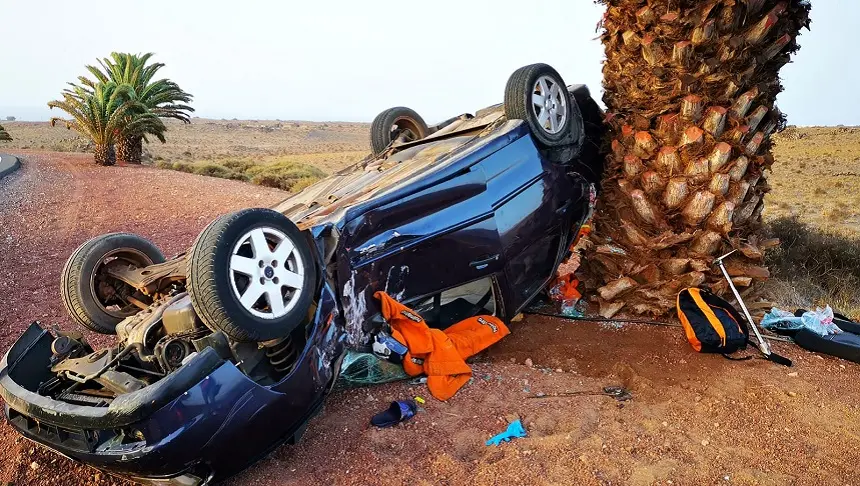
[375,291,510,401]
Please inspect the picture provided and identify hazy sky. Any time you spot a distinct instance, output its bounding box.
[0,1,854,125]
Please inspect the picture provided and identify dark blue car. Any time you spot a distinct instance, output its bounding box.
[0,63,604,485]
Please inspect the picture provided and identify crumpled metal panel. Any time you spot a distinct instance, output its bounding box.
[272,109,507,230]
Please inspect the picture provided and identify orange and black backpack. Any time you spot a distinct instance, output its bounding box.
[677,288,749,354]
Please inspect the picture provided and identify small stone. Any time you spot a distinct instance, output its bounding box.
[524,358,534,367]
[694,395,702,402]
[556,368,563,373]
[839,364,846,369]
[94,473,102,481]
[787,391,797,397]
[701,439,710,446]
[662,421,668,427]
[714,422,720,428]
[724,475,730,481]
[579,454,588,463]
[679,359,687,364]
[509,357,516,363]
[787,372,798,377]
[30,462,39,470]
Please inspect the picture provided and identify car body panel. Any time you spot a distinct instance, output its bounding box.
[2,282,344,483]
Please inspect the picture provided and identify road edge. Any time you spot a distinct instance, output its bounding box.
[0,154,21,180]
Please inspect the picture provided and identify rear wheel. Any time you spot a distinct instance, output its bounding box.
[61,233,165,334]
[186,208,318,342]
[370,107,429,156]
[504,63,583,149]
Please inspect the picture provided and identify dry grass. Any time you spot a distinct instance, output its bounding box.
[1,118,370,192]
[763,126,860,317]
[763,216,860,317]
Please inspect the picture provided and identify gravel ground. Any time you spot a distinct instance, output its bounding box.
[2,152,860,486]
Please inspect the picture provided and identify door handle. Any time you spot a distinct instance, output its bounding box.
[470,254,500,270]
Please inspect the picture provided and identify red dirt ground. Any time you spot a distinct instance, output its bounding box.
[1,152,860,486]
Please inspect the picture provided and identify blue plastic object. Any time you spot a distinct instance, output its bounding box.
[762,306,841,336]
[371,400,418,428]
[486,419,528,446]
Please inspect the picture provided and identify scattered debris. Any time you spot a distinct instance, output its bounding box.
[762,306,840,336]
[527,386,632,401]
[370,400,417,428]
[524,358,534,367]
[486,419,527,446]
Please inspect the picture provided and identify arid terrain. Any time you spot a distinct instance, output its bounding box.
[2,119,369,172]
[0,125,859,485]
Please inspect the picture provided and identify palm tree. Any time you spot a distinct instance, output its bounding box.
[80,52,194,163]
[48,82,166,166]
[583,1,812,318]
[0,124,10,142]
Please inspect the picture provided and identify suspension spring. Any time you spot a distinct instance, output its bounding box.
[265,336,299,374]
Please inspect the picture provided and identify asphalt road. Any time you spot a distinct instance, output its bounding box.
[0,153,20,179]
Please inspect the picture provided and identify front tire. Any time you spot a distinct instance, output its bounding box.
[504,63,583,149]
[186,208,318,342]
[61,233,165,334]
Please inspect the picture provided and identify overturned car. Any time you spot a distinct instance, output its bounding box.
[0,63,604,485]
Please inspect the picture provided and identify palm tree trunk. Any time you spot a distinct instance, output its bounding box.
[93,144,116,166]
[131,136,144,163]
[584,0,812,318]
[116,135,141,164]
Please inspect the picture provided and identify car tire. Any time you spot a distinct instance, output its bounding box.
[370,107,429,156]
[504,63,584,149]
[61,233,165,334]
[186,208,318,342]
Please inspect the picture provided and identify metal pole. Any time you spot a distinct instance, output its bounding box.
[714,251,771,355]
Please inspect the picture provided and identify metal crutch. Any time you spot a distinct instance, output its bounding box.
[714,249,792,366]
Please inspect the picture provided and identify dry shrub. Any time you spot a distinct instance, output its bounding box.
[246,161,325,192]
[192,163,247,181]
[764,217,860,317]
[221,159,256,172]
[156,158,325,192]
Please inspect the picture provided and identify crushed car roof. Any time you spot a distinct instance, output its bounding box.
[272,106,511,229]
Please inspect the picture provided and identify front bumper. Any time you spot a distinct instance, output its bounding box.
[0,283,345,484]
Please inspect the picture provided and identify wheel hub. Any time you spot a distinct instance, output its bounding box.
[228,227,305,320]
[531,74,568,135]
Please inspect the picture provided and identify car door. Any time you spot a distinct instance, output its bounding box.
[480,134,585,313]
[335,155,505,343]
